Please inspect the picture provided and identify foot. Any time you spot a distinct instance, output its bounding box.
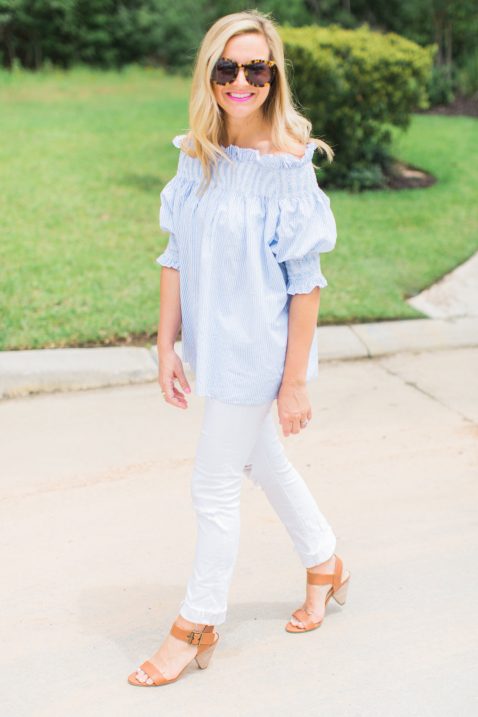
[289,554,350,629]
[133,615,207,685]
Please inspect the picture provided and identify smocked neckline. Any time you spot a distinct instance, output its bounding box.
[221,141,317,168]
[172,134,317,168]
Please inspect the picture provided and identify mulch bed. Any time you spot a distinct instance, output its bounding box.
[385,94,477,189]
[418,93,478,118]
[384,160,436,190]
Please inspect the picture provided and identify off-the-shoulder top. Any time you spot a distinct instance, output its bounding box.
[156,134,337,405]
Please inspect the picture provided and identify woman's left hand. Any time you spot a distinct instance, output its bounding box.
[277,380,312,437]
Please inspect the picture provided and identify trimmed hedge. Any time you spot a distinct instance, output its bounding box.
[280,23,435,190]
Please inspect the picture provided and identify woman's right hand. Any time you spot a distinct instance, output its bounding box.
[158,348,191,409]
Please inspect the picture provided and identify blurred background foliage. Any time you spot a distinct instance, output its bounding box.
[280,24,434,189]
[1,2,477,346]
[1,0,477,104]
[2,1,477,190]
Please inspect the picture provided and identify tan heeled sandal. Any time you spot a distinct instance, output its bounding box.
[285,553,351,633]
[127,622,219,687]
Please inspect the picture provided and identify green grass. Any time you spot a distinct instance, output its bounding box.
[1,66,477,350]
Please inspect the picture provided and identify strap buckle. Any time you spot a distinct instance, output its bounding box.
[186,630,204,646]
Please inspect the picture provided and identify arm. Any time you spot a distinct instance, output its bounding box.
[272,183,337,437]
[278,287,321,437]
[157,266,181,354]
[157,266,191,409]
[282,287,321,386]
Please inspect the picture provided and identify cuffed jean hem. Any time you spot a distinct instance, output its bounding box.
[179,603,227,626]
[298,532,337,569]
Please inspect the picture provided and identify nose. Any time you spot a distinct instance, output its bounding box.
[229,66,251,87]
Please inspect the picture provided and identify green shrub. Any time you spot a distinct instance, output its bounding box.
[427,63,455,106]
[456,49,478,98]
[279,23,435,190]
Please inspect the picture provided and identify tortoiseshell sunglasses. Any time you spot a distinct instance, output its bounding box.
[211,57,277,87]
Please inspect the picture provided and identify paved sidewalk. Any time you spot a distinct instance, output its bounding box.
[407,251,478,318]
[1,316,477,400]
[1,347,477,716]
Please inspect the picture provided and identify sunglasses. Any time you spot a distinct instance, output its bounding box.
[211,57,277,87]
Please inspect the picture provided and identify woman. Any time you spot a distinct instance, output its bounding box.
[128,9,351,688]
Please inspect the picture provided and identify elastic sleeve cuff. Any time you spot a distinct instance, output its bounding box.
[156,245,180,270]
[285,252,328,294]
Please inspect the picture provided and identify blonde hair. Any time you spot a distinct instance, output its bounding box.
[177,9,334,194]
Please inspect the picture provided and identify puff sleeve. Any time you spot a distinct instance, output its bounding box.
[271,186,337,295]
[155,175,181,271]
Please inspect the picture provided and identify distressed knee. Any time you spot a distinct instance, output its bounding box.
[245,452,292,489]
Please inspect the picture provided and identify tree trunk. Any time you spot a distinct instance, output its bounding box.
[306,0,321,21]
[34,39,42,70]
[432,9,445,66]
[4,29,15,69]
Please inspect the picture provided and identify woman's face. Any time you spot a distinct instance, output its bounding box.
[212,32,273,121]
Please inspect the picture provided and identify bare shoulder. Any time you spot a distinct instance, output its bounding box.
[257,137,308,158]
[281,138,308,158]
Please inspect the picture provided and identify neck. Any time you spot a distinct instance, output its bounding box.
[224,112,271,147]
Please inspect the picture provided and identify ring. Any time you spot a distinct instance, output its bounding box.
[300,419,309,427]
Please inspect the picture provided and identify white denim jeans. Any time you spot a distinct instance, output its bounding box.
[178,397,337,626]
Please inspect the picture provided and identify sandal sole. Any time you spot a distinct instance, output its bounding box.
[285,571,351,633]
[127,671,181,687]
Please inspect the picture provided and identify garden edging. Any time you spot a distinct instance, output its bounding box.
[1,316,477,401]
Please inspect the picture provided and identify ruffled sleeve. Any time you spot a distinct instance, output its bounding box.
[155,136,187,271]
[270,185,337,294]
[155,174,181,270]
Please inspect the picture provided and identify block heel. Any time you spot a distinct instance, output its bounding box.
[194,642,217,669]
[333,575,350,605]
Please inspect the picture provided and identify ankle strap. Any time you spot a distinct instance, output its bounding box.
[170,623,216,646]
[307,554,343,590]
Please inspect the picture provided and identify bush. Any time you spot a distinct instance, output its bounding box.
[427,63,455,106]
[456,49,478,98]
[279,23,435,190]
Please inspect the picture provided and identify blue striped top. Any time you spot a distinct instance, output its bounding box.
[156,134,337,405]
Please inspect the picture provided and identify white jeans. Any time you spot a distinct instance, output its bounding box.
[178,397,337,626]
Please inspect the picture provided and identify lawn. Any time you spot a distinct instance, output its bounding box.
[1,66,477,350]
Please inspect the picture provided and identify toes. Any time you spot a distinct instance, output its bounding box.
[136,669,147,683]
[134,667,155,685]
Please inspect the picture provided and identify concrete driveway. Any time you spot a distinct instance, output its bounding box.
[1,347,477,716]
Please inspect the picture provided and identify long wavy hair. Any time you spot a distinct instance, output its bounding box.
[177,9,335,193]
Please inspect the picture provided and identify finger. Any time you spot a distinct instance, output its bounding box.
[175,367,191,395]
[167,390,187,409]
[161,378,174,402]
[161,378,183,408]
[280,416,291,438]
[300,413,310,429]
[282,414,299,437]
[172,385,188,408]
[291,414,301,434]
